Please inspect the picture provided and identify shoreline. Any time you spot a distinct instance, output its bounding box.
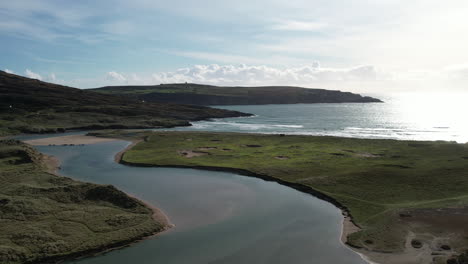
[24,134,119,146]
[113,139,176,229]
[32,136,174,264]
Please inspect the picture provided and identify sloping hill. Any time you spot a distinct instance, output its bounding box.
[91,83,382,105]
[0,72,250,135]
[0,139,169,263]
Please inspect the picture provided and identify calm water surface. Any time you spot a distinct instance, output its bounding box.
[35,142,368,264]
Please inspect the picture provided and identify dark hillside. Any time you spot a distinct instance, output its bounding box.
[0,72,250,135]
[92,83,382,105]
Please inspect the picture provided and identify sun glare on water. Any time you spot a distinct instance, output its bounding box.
[393,92,468,143]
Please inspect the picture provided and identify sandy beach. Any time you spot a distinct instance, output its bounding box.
[24,135,118,146]
[41,154,61,175]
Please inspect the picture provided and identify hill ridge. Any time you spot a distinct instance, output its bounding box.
[91,83,383,105]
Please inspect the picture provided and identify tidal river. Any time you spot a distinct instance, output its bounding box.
[31,139,368,264]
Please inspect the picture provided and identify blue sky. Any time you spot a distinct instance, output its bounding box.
[1,0,468,93]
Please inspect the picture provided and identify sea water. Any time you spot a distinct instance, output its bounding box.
[169,93,468,143]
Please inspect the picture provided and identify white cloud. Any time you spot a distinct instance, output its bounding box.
[96,64,381,91]
[4,69,14,74]
[106,71,127,83]
[21,70,63,84]
[25,69,42,80]
[47,73,57,82]
[150,64,379,85]
[59,62,468,93]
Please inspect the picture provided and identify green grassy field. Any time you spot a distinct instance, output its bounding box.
[100,130,468,256]
[0,140,166,264]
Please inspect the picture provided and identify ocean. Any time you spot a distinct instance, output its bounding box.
[170,93,468,143]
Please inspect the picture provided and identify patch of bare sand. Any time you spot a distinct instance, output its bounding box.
[342,215,361,244]
[41,154,61,175]
[24,135,117,146]
[124,192,174,230]
[348,207,468,264]
[353,232,436,264]
[177,150,209,158]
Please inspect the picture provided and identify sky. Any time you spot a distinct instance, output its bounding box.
[1,0,468,93]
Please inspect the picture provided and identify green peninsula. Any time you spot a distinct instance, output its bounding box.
[99,130,468,264]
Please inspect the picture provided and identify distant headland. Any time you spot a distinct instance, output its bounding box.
[91,83,383,106]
